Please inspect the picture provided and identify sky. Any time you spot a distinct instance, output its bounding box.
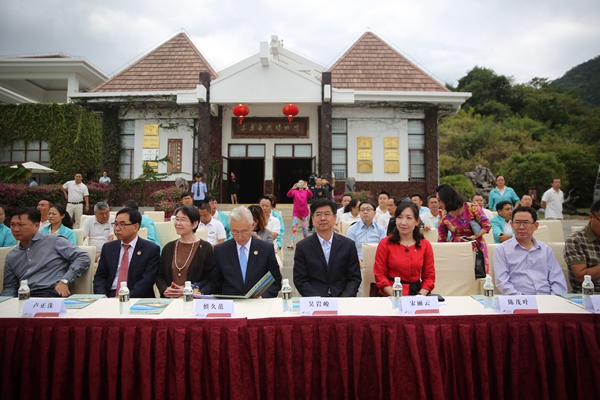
[1,0,599,87]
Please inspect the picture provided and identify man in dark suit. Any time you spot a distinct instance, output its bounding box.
[202,206,282,298]
[294,199,362,297]
[93,208,160,298]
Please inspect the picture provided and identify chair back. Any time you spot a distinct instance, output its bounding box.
[79,214,90,228]
[138,227,148,240]
[194,227,208,241]
[144,211,165,223]
[479,243,499,294]
[549,242,571,293]
[154,221,177,248]
[0,246,16,292]
[70,246,97,294]
[431,242,478,296]
[73,228,84,246]
[538,219,565,242]
[339,221,354,236]
[571,226,585,234]
[422,229,438,243]
[533,225,551,243]
[361,243,379,297]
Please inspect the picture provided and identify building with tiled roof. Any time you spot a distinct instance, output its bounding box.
[3,31,470,201]
[329,32,449,92]
[92,33,217,93]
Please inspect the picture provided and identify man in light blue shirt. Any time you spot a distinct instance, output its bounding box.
[491,200,514,244]
[346,200,386,264]
[190,173,207,207]
[493,206,567,295]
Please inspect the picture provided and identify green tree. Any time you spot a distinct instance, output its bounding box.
[499,153,566,197]
[457,67,514,115]
[440,175,475,199]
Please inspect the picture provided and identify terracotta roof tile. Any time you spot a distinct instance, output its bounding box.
[328,32,448,92]
[92,33,217,92]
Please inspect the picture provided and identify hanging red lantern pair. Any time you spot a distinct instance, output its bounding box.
[232,104,249,124]
[233,103,299,125]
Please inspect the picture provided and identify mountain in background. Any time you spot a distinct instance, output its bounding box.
[552,55,600,108]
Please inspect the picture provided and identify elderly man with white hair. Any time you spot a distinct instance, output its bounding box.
[201,206,282,297]
[82,202,115,260]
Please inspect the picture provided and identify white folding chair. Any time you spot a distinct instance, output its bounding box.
[538,220,565,242]
[70,246,97,294]
[144,211,165,223]
[361,243,379,297]
[431,242,478,296]
[0,246,16,292]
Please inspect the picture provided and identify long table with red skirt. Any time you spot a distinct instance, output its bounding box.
[0,296,599,400]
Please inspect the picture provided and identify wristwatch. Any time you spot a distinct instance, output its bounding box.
[60,279,69,285]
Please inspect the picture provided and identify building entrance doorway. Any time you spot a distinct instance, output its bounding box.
[227,158,265,204]
[273,158,313,204]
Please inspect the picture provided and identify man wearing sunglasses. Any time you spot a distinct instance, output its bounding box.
[93,208,160,298]
[493,206,567,295]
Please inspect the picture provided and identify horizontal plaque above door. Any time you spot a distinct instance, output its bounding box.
[232,117,308,138]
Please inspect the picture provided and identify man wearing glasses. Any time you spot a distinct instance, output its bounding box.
[493,206,567,295]
[293,199,362,297]
[93,208,160,298]
[346,200,387,267]
[564,200,600,293]
[201,207,282,297]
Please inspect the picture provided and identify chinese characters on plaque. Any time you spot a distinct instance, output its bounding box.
[232,117,308,138]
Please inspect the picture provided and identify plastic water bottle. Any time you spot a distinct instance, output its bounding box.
[392,277,402,309]
[183,281,194,316]
[18,279,30,314]
[281,279,293,312]
[582,275,594,304]
[483,275,494,309]
[118,282,130,315]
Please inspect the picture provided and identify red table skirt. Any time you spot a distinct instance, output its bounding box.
[1,314,599,400]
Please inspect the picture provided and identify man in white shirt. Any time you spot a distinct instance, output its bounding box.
[375,191,390,220]
[421,195,441,232]
[62,172,89,229]
[335,193,353,232]
[377,196,397,230]
[36,199,52,231]
[472,194,494,221]
[541,178,564,219]
[82,202,115,260]
[198,202,226,246]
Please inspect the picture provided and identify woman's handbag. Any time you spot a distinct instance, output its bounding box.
[474,248,486,279]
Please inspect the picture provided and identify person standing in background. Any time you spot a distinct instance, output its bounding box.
[62,172,89,229]
[488,175,520,211]
[99,171,111,184]
[541,178,564,220]
[230,172,239,204]
[190,173,207,207]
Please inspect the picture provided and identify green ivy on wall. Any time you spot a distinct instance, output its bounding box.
[0,103,106,183]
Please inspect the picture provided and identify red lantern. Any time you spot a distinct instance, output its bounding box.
[232,104,249,124]
[282,103,299,124]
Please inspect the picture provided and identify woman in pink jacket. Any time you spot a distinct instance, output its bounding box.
[287,180,313,249]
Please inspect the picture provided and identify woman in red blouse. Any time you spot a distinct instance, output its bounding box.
[373,202,435,296]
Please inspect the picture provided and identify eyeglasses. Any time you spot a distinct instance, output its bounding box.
[112,222,135,229]
[173,218,191,224]
[359,208,375,212]
[512,220,534,227]
[231,230,251,236]
[314,212,333,218]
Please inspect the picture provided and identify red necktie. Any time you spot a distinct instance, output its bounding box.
[115,243,131,297]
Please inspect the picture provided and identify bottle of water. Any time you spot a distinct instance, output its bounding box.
[18,279,30,314]
[281,279,293,312]
[483,275,494,309]
[118,281,130,315]
[183,281,194,316]
[582,275,594,304]
[392,277,402,309]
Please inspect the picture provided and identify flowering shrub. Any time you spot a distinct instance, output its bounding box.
[150,186,184,213]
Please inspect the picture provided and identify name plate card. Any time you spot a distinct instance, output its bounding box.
[399,296,440,315]
[584,295,600,313]
[22,299,67,317]
[299,298,338,315]
[494,295,538,314]
[194,299,234,318]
